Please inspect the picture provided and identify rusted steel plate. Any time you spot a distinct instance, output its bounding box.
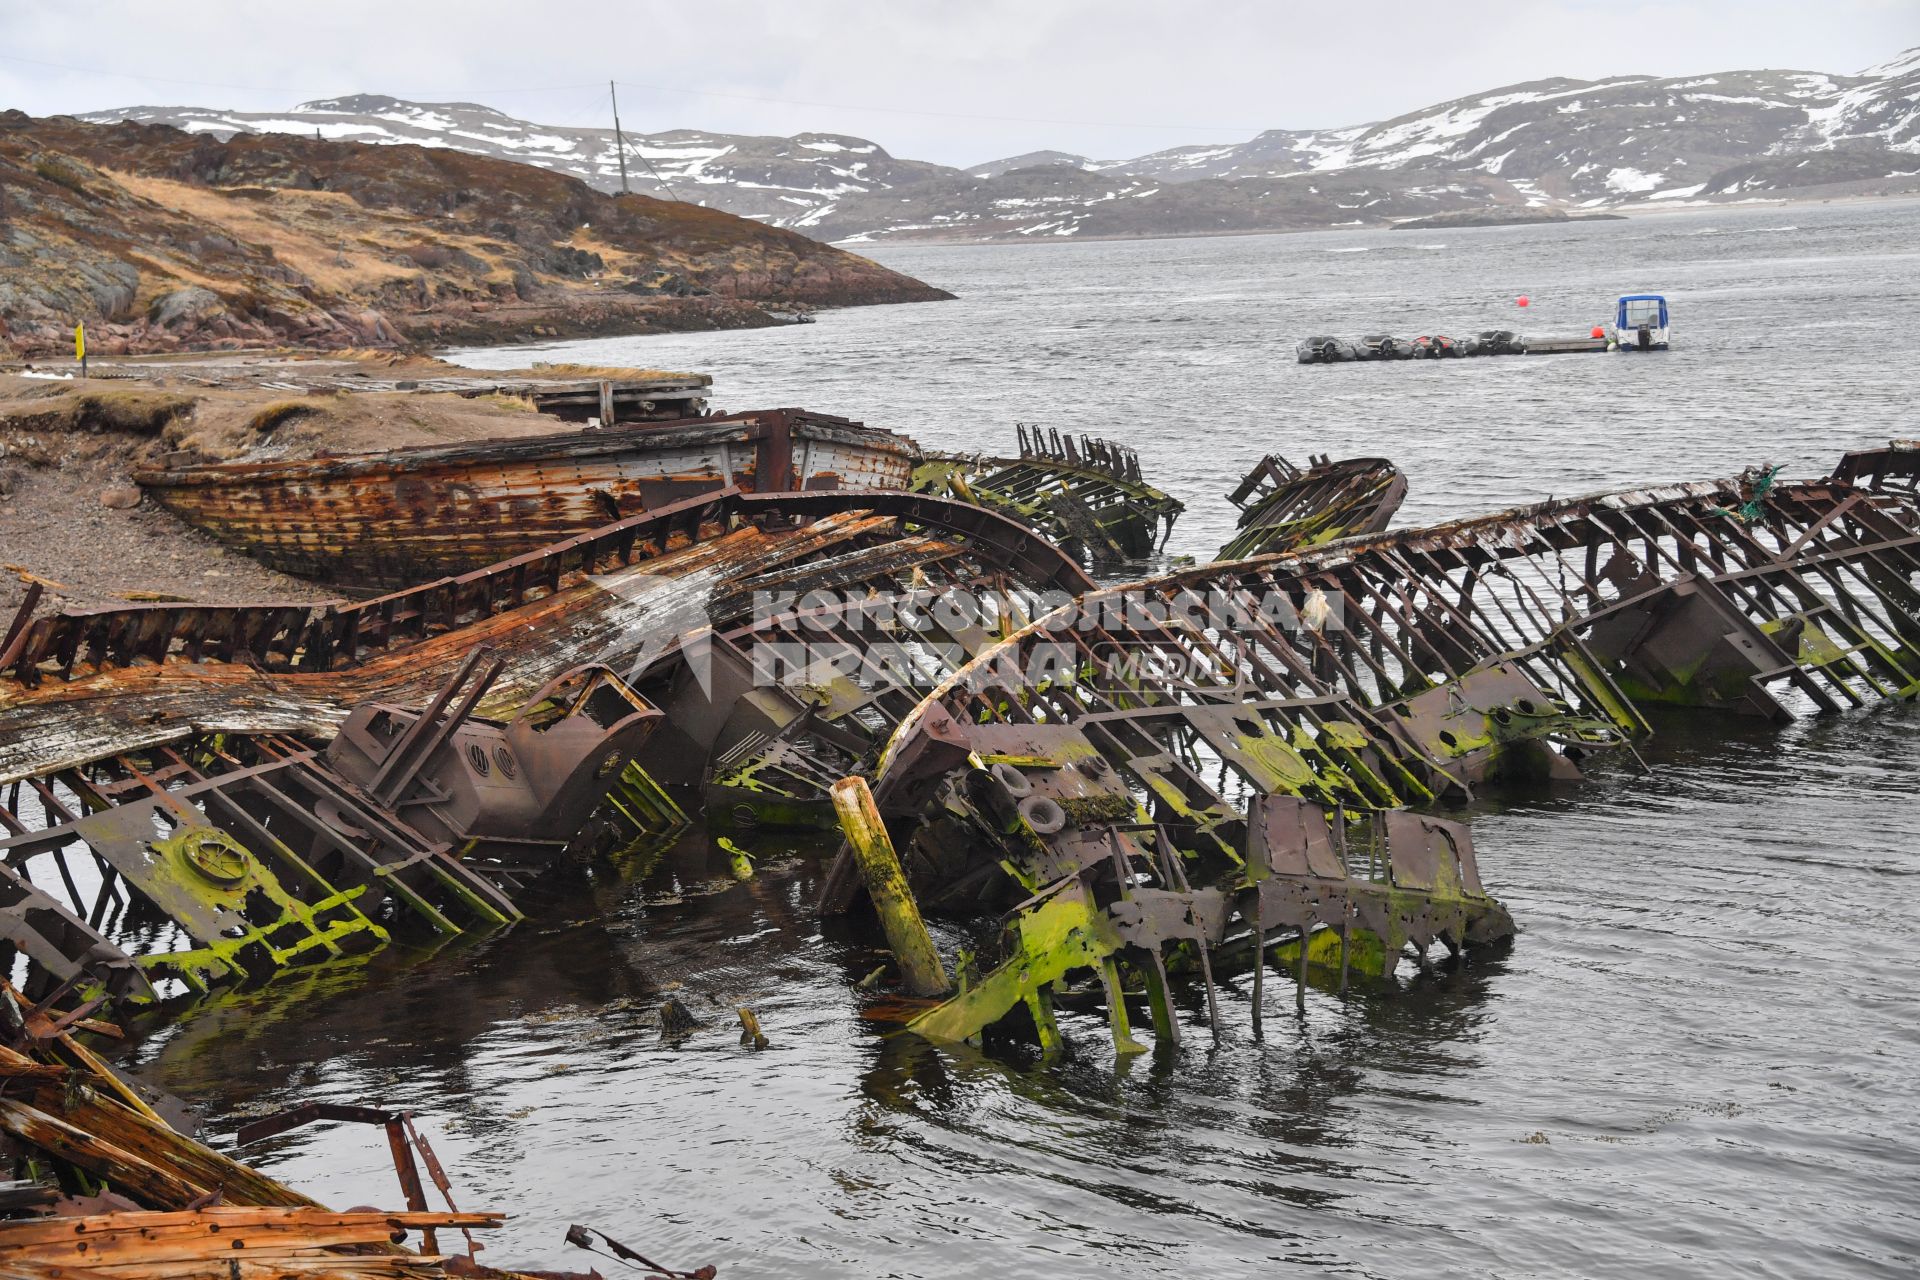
[1832,440,1920,500]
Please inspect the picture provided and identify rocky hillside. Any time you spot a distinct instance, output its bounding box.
[88,95,960,225]
[799,165,1525,242]
[82,49,1920,244]
[0,113,950,357]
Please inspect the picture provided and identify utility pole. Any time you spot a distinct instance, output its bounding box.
[608,81,680,201]
[609,80,630,196]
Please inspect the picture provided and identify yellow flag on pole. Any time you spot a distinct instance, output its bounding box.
[74,323,85,362]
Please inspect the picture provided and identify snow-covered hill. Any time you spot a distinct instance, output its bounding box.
[1073,53,1920,205]
[84,94,962,224]
[83,49,1920,243]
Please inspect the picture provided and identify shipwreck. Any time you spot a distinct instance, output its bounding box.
[2,366,1918,1264]
[134,408,921,591]
[0,426,1912,1057]
[913,425,1184,566]
[1218,453,1407,561]
[3,347,1919,1262]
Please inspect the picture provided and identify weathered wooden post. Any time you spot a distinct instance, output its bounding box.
[831,777,950,998]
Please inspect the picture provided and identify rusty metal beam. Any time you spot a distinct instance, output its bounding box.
[1831,440,1920,500]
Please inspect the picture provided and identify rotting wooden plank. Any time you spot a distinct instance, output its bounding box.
[2,1263,443,1279]
[0,1100,207,1208]
[0,1209,501,1251]
[12,1226,410,1266]
[14,1083,317,1210]
[0,1210,503,1280]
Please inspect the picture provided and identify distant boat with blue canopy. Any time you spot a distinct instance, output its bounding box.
[1614,294,1670,351]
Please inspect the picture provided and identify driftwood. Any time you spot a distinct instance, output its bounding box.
[0,992,626,1280]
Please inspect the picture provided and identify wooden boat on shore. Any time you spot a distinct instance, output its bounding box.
[135,407,919,591]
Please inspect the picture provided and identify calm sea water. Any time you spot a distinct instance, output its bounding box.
[122,203,1920,1279]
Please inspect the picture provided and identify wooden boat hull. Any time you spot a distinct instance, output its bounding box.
[136,408,918,592]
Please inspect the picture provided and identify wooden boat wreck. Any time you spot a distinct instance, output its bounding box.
[1217,453,1407,560]
[912,425,1182,566]
[134,408,918,591]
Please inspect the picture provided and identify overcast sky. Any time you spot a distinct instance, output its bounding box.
[2,1,1914,165]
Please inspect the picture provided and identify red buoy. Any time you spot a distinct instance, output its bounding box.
[1590,325,1606,339]
[1516,295,1531,307]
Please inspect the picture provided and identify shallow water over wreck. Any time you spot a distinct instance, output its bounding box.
[118,203,1920,1277]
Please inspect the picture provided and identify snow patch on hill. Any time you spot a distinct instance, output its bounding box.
[81,47,1920,243]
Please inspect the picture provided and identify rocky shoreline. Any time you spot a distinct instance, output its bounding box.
[0,113,953,358]
[1390,208,1629,231]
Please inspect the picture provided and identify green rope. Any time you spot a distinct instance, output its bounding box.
[1709,463,1783,524]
